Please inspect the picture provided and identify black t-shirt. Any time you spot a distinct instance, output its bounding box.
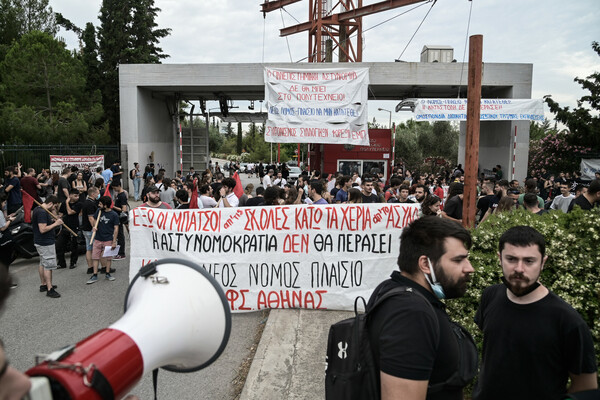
[111,165,121,184]
[567,194,595,212]
[114,191,128,213]
[476,194,495,217]
[94,209,119,241]
[368,272,464,400]
[81,198,98,231]
[5,176,22,205]
[32,207,56,245]
[59,201,82,230]
[57,177,70,203]
[444,195,463,220]
[473,285,597,400]
[362,193,380,203]
[176,203,190,209]
[245,197,265,207]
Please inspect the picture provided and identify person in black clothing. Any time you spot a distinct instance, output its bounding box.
[442,183,464,223]
[176,189,190,209]
[245,186,265,207]
[81,187,99,274]
[473,226,597,399]
[111,181,128,259]
[367,217,476,399]
[568,179,600,212]
[56,189,82,269]
[361,179,379,203]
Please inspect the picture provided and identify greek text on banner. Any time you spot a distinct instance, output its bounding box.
[129,203,420,312]
[413,98,544,121]
[264,67,370,145]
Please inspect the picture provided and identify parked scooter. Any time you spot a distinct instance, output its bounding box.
[9,207,38,259]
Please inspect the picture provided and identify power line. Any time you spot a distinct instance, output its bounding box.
[457,0,474,98]
[280,8,294,62]
[396,0,437,61]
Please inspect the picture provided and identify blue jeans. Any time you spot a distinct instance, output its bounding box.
[133,177,141,200]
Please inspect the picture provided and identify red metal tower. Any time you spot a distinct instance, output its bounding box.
[261,0,427,62]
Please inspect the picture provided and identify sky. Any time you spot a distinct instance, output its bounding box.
[49,0,600,128]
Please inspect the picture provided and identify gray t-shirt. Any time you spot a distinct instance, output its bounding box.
[160,187,176,208]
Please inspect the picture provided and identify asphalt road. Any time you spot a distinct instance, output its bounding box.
[0,190,268,399]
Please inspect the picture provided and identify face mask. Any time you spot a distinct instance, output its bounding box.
[424,258,446,300]
[96,194,101,200]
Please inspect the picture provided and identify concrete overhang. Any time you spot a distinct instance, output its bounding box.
[119,61,533,102]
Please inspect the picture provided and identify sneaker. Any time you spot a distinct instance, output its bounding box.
[46,288,61,298]
[101,268,116,274]
[69,264,77,269]
[113,255,126,260]
[86,267,93,274]
[86,274,98,284]
[105,273,116,281]
[10,283,18,289]
[40,285,57,292]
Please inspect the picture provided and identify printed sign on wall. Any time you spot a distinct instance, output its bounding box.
[413,98,544,121]
[264,68,370,145]
[129,203,420,312]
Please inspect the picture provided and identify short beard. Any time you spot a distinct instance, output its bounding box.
[435,262,471,299]
[501,272,540,297]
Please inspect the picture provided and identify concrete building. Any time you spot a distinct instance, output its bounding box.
[119,61,533,183]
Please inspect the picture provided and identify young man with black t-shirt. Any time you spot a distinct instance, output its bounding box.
[568,179,600,212]
[473,226,597,399]
[111,181,128,260]
[81,187,99,274]
[86,196,119,284]
[56,189,82,269]
[361,179,379,203]
[367,217,476,399]
[32,196,63,298]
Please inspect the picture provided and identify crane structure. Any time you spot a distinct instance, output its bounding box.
[261,0,427,62]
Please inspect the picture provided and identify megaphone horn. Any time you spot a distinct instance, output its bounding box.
[27,258,232,399]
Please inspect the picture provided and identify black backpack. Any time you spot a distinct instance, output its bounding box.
[325,286,478,399]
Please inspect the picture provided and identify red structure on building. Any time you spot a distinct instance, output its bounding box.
[309,129,392,179]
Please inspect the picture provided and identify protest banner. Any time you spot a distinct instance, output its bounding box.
[264,68,370,145]
[50,155,104,173]
[413,98,544,122]
[581,159,600,180]
[129,203,420,312]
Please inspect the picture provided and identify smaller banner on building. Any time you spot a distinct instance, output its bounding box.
[50,155,104,173]
[264,67,370,145]
[581,159,600,181]
[129,203,420,312]
[413,98,544,122]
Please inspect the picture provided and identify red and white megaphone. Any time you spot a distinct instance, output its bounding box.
[26,258,232,399]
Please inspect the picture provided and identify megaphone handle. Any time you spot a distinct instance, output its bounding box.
[152,369,159,400]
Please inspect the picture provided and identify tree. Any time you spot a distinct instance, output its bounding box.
[20,0,56,36]
[0,31,109,144]
[80,22,101,96]
[545,41,600,149]
[98,0,170,143]
[528,129,593,175]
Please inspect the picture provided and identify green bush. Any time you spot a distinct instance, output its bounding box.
[446,207,600,380]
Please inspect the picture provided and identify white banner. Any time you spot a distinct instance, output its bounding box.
[413,98,544,121]
[264,68,370,145]
[50,155,104,174]
[129,203,420,312]
[581,159,600,181]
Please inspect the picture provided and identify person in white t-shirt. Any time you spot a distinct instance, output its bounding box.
[218,178,239,208]
[199,184,218,208]
[273,171,287,188]
[263,169,274,189]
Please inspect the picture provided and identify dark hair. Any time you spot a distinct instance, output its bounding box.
[176,189,189,202]
[311,181,323,195]
[112,181,121,188]
[448,182,464,198]
[348,188,363,203]
[199,185,211,195]
[398,216,472,274]
[390,177,402,187]
[222,177,236,189]
[399,184,410,192]
[499,226,545,257]
[69,188,80,195]
[255,186,265,196]
[589,179,600,195]
[44,195,59,204]
[524,179,537,192]
[99,196,112,208]
[421,195,441,216]
[264,186,280,205]
[338,176,350,187]
[523,193,539,208]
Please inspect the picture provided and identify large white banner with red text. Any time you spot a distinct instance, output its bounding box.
[413,98,544,121]
[50,155,104,174]
[129,203,419,312]
[264,68,370,145]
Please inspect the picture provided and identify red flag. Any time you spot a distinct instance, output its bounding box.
[21,190,35,223]
[189,178,199,209]
[103,185,114,207]
[233,171,243,199]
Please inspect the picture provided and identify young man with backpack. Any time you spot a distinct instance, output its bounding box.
[326,217,478,399]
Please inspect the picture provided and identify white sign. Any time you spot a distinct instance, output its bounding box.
[581,159,600,180]
[50,155,104,174]
[413,98,544,121]
[129,203,420,312]
[264,68,370,145]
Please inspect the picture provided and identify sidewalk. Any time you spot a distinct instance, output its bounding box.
[240,309,353,400]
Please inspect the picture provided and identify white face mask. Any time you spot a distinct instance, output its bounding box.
[423,258,446,300]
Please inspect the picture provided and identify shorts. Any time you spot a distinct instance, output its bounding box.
[35,244,57,270]
[92,240,114,260]
[83,231,93,251]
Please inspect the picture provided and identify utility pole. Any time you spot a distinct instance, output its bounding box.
[463,35,483,228]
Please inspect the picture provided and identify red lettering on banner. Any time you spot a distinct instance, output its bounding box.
[283,234,309,253]
[170,212,182,230]
[256,290,328,310]
[157,211,167,230]
[226,289,251,311]
[294,207,321,230]
[132,208,141,226]
[147,209,155,228]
